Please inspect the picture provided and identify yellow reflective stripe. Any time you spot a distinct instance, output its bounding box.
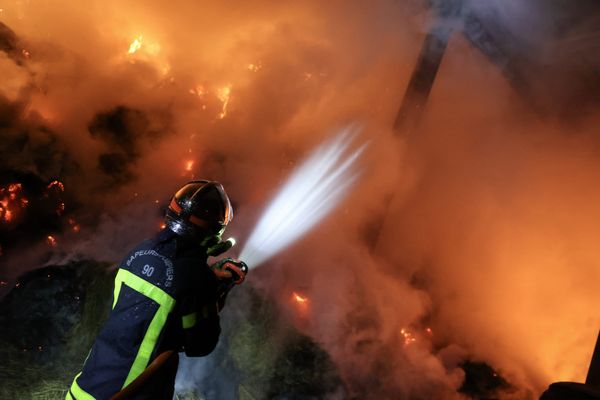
[182,312,197,329]
[64,391,74,400]
[68,373,96,400]
[113,268,176,389]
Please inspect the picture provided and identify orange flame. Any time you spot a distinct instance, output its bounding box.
[128,35,143,55]
[185,160,194,171]
[400,328,417,346]
[292,292,309,303]
[47,180,65,192]
[0,183,28,224]
[216,85,232,119]
[46,235,57,247]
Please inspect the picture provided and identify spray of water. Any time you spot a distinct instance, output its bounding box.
[239,126,366,269]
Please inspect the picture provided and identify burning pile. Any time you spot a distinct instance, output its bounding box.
[0,184,28,224]
[0,1,598,399]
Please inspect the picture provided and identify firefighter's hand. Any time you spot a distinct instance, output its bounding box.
[210,258,248,285]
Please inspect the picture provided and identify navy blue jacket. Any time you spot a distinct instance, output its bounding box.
[67,230,221,400]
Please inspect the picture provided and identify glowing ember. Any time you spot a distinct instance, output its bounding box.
[400,328,417,346]
[216,85,232,119]
[0,183,29,224]
[247,62,262,72]
[292,292,309,303]
[128,35,143,55]
[68,218,80,233]
[46,235,57,247]
[47,180,65,192]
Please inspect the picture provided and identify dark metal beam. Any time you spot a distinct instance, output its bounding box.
[393,25,453,134]
[393,0,463,135]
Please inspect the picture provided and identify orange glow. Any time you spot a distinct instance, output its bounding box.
[128,35,143,55]
[247,62,262,72]
[46,235,57,247]
[400,328,417,346]
[0,183,28,224]
[216,85,232,119]
[47,180,65,192]
[68,218,80,233]
[292,292,309,303]
[185,160,194,171]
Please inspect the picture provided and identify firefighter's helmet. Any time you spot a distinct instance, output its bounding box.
[165,180,233,243]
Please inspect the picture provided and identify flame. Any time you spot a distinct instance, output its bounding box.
[47,180,65,192]
[400,328,417,346]
[0,183,29,224]
[128,35,143,55]
[216,85,232,119]
[46,235,57,247]
[185,160,194,172]
[46,180,66,215]
[292,292,309,303]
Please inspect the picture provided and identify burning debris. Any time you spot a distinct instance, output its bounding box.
[292,291,309,304]
[127,35,143,55]
[46,235,57,247]
[216,84,232,119]
[0,1,598,399]
[0,183,28,224]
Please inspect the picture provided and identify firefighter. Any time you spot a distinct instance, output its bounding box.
[66,180,247,400]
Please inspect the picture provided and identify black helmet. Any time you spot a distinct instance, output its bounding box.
[165,180,233,242]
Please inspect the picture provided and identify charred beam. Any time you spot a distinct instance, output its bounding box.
[393,0,463,134]
[393,25,453,134]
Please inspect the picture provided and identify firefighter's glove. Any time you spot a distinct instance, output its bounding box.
[210,258,248,312]
[210,258,248,286]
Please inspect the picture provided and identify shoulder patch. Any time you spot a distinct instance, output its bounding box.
[125,249,175,288]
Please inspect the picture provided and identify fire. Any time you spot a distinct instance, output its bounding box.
[47,180,65,192]
[46,235,57,247]
[128,35,143,55]
[292,292,309,303]
[0,183,29,224]
[46,180,66,215]
[400,328,417,346]
[185,160,194,172]
[216,85,232,119]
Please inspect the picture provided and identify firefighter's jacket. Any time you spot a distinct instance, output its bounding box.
[66,230,221,400]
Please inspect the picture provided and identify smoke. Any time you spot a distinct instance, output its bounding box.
[0,0,599,398]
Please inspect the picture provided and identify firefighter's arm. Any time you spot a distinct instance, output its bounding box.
[180,302,221,357]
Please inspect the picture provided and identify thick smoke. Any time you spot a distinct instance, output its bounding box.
[0,0,599,398]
